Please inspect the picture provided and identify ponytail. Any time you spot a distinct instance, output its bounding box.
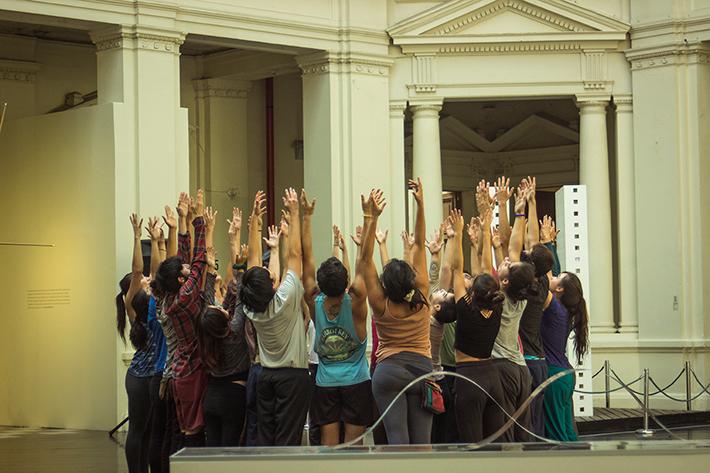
[559,272,589,365]
[380,259,429,311]
[116,273,131,344]
[129,290,150,351]
[472,273,505,311]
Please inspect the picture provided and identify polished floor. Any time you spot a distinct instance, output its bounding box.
[0,426,128,473]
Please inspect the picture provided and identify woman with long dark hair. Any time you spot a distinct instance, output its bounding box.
[116,214,162,473]
[359,180,433,445]
[541,269,589,441]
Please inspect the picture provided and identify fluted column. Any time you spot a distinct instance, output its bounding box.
[389,100,407,259]
[411,100,443,236]
[576,95,616,334]
[614,95,639,334]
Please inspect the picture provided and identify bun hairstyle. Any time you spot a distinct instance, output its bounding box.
[472,273,505,310]
[558,272,589,365]
[523,244,555,278]
[151,256,184,298]
[197,306,230,372]
[380,259,429,311]
[505,262,538,302]
[129,290,150,351]
[240,266,276,313]
[116,273,132,343]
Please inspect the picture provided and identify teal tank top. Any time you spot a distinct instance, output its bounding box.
[314,293,370,387]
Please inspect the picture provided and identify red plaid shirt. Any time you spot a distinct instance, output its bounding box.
[166,217,207,377]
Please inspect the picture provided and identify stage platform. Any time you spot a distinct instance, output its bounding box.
[171,440,710,473]
[576,408,710,435]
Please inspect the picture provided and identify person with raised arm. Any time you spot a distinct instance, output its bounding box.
[118,214,160,473]
[431,208,506,443]
[540,241,589,441]
[151,189,212,447]
[490,180,538,442]
[301,191,372,446]
[360,181,433,445]
[196,218,252,447]
[517,177,556,439]
[241,189,311,446]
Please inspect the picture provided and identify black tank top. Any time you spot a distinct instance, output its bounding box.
[436,296,502,359]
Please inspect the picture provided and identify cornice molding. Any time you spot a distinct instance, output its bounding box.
[0,59,40,83]
[436,41,581,54]
[626,44,710,70]
[296,52,392,77]
[193,78,253,99]
[90,26,185,54]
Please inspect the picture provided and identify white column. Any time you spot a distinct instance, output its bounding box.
[576,95,616,334]
[389,100,407,259]
[614,95,639,334]
[411,100,444,236]
[193,79,252,267]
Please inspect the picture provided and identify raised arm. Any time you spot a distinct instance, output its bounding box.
[375,229,390,268]
[284,188,302,276]
[146,217,162,280]
[449,209,467,301]
[351,225,363,263]
[333,225,351,283]
[481,209,494,274]
[247,191,266,269]
[408,178,429,293]
[300,193,317,314]
[426,225,445,290]
[278,212,289,281]
[525,176,539,249]
[226,207,242,281]
[439,221,454,291]
[508,181,528,263]
[175,190,208,309]
[264,224,281,288]
[401,231,414,266]
[492,227,505,270]
[163,205,178,258]
[540,215,561,277]
[358,189,388,316]
[494,176,512,254]
[467,217,482,276]
[126,213,144,322]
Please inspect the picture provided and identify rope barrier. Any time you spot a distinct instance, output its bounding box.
[690,368,710,397]
[574,375,643,395]
[591,365,605,379]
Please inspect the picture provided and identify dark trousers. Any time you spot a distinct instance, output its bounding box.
[307,363,321,446]
[125,373,151,473]
[431,365,459,444]
[496,360,533,442]
[203,378,247,447]
[161,385,183,473]
[455,360,506,443]
[244,364,262,446]
[256,367,313,446]
[148,375,166,473]
[525,358,548,439]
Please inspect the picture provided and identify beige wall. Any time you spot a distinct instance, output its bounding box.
[273,74,304,207]
[0,104,118,430]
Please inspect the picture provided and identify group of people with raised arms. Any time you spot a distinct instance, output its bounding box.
[115,175,589,473]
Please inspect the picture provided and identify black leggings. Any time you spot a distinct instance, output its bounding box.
[203,378,247,447]
[455,360,506,443]
[125,372,151,473]
[148,375,166,473]
[161,384,183,473]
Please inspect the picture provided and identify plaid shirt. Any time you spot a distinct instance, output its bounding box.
[165,217,207,378]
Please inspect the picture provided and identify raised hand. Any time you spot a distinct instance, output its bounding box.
[227,207,242,240]
[177,193,189,218]
[375,228,389,245]
[425,227,443,255]
[263,225,280,249]
[514,181,528,215]
[351,225,363,246]
[338,233,347,251]
[361,188,387,217]
[408,178,424,205]
[445,218,455,240]
[475,179,494,215]
[252,191,266,217]
[524,175,537,202]
[300,189,316,216]
[194,189,205,218]
[401,230,414,251]
[282,187,299,214]
[236,244,248,265]
[163,205,177,229]
[130,213,143,239]
[204,206,217,232]
[540,215,559,243]
[492,227,502,249]
[495,176,512,203]
[280,212,289,237]
[333,225,342,247]
[448,209,464,235]
[467,217,480,246]
[145,216,162,241]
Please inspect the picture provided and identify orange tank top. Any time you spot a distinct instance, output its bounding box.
[374,299,431,363]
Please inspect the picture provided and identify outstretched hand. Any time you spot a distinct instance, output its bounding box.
[300,189,316,216]
[145,216,162,241]
[425,227,443,255]
[263,225,281,249]
[408,178,424,205]
[130,213,143,239]
[283,188,299,214]
[204,206,217,231]
[351,225,363,246]
[163,206,177,229]
[375,228,389,245]
[448,209,464,235]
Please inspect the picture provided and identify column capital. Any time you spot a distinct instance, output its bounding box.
[613,94,633,113]
[390,100,407,118]
[410,99,443,117]
[296,51,391,77]
[575,94,610,113]
[90,26,185,55]
[193,78,253,99]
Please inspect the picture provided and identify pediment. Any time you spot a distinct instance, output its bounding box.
[389,0,629,49]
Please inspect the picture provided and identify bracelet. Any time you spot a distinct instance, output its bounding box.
[515,213,526,217]
[363,213,373,218]
[232,262,247,271]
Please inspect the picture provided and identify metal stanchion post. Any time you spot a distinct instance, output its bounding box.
[685,361,692,411]
[636,368,654,437]
[604,360,611,408]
